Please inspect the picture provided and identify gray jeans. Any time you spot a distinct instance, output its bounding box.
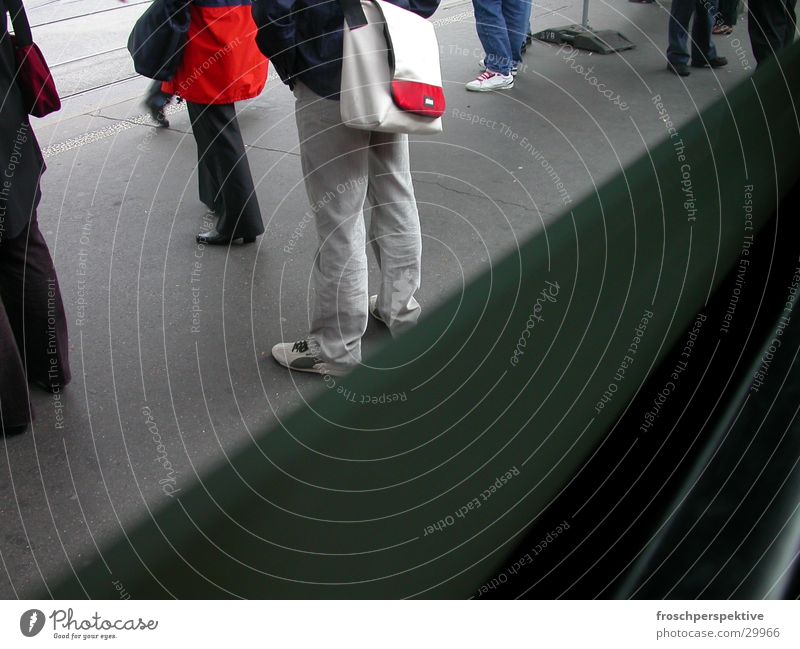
[293,82,422,368]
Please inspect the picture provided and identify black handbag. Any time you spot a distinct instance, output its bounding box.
[127,0,191,81]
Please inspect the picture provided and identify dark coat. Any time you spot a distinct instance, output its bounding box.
[0,0,43,244]
[252,0,441,99]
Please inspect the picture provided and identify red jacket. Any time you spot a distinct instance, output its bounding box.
[162,0,268,104]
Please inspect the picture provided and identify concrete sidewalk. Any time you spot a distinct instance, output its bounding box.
[1,0,753,597]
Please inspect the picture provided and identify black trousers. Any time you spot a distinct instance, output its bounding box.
[186,102,264,239]
[749,0,797,66]
[716,0,740,26]
[0,214,70,431]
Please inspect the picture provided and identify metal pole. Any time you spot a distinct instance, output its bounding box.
[582,0,590,27]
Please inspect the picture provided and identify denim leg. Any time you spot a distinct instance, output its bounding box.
[473,0,513,74]
[502,0,530,65]
[691,0,718,63]
[523,0,533,29]
[667,0,695,65]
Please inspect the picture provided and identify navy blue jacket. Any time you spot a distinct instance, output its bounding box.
[251,0,440,99]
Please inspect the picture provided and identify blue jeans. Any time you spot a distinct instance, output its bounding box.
[473,0,530,75]
[523,0,532,34]
[667,0,719,65]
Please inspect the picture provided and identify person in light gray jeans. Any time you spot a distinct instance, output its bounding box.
[280,83,422,374]
[253,0,438,376]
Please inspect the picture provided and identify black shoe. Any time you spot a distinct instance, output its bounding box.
[196,228,256,245]
[667,62,691,76]
[521,30,533,53]
[144,99,169,128]
[1,422,28,437]
[691,56,728,68]
[151,107,169,128]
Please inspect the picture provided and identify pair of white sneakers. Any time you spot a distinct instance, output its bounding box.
[466,59,519,92]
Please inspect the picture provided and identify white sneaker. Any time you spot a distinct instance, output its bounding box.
[369,295,387,326]
[271,339,347,376]
[466,70,514,92]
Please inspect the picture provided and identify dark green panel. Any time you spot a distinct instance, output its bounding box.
[51,44,800,599]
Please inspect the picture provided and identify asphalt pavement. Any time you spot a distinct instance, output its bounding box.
[1,0,752,597]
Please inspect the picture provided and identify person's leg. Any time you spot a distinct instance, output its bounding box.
[144,80,170,127]
[145,80,170,110]
[502,0,530,68]
[691,0,718,63]
[728,0,741,26]
[0,295,31,433]
[472,0,514,74]
[520,0,533,55]
[749,0,793,65]
[726,0,742,27]
[715,0,731,26]
[667,0,695,65]
[366,132,422,337]
[293,83,371,368]
[189,103,264,240]
[523,0,533,34]
[187,102,223,214]
[0,217,70,395]
[782,0,797,49]
[203,104,263,239]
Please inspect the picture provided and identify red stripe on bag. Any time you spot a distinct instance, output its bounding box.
[391,80,445,118]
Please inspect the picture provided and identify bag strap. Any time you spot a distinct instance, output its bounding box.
[7,0,33,46]
[340,0,368,29]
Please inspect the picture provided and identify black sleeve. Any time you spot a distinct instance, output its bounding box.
[251,0,298,86]
[6,0,33,46]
